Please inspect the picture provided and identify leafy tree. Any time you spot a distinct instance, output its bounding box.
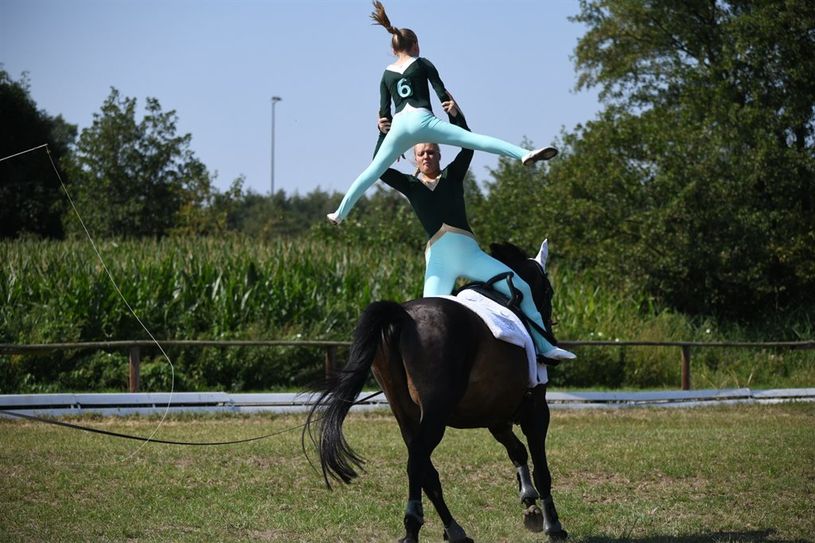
[63,88,216,238]
[474,144,555,252]
[309,184,425,250]
[0,68,76,238]
[224,186,343,239]
[275,188,344,238]
[542,0,815,318]
[170,169,239,237]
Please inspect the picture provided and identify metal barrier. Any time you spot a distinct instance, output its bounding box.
[2,388,814,418]
[1,339,813,392]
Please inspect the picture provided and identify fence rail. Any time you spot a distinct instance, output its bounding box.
[3,388,815,418]
[2,339,813,392]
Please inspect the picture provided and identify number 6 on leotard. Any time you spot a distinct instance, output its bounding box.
[397,78,412,98]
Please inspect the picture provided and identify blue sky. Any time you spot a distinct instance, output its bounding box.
[2,0,601,196]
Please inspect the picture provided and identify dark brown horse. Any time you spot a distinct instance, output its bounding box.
[304,241,568,542]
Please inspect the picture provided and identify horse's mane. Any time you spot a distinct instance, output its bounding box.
[489,242,529,266]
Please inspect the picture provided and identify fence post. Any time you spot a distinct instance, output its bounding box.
[129,346,141,393]
[325,345,337,379]
[681,345,691,390]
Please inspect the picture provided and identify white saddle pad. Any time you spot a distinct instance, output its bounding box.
[439,290,548,386]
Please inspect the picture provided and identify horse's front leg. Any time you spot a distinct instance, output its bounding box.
[489,423,544,532]
[519,385,568,541]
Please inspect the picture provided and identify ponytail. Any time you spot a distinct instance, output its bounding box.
[370,1,395,34]
[370,1,418,53]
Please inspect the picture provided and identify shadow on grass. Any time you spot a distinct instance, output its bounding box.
[583,529,812,543]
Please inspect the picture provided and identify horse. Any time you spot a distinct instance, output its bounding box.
[304,240,568,543]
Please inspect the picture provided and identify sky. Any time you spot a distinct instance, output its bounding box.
[1,0,602,196]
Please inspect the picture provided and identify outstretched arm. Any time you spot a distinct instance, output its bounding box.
[422,58,451,104]
[443,93,474,178]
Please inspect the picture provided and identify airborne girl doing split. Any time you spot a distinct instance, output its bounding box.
[328,0,558,225]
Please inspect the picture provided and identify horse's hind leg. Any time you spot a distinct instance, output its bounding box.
[401,410,472,543]
[519,385,568,541]
[421,462,472,543]
[397,429,429,543]
[489,424,544,533]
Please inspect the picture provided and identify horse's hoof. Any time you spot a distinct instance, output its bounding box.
[523,504,544,532]
[547,528,568,542]
[443,520,474,542]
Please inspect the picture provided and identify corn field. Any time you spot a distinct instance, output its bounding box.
[1,237,812,392]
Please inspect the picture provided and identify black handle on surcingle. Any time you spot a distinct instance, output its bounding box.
[487,272,558,346]
[451,272,558,345]
[503,273,524,309]
[483,272,523,309]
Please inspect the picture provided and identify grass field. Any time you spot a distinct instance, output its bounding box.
[1,404,813,542]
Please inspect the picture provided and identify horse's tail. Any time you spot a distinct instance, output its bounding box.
[304,300,408,488]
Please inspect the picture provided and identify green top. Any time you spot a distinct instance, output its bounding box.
[379,57,450,118]
[378,113,474,238]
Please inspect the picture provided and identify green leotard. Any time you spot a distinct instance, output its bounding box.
[379,115,473,237]
[379,57,450,118]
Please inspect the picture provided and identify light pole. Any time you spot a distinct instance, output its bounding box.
[270,96,282,196]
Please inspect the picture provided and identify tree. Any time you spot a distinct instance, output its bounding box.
[475,145,555,252]
[63,88,215,238]
[309,184,425,250]
[545,0,815,318]
[0,68,76,238]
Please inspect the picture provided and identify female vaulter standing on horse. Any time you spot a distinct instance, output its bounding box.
[328,0,574,362]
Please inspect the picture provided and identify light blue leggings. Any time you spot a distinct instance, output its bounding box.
[425,232,556,356]
[334,108,528,219]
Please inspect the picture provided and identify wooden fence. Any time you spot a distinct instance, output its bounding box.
[1,339,813,392]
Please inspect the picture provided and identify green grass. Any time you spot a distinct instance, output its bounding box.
[1,404,813,542]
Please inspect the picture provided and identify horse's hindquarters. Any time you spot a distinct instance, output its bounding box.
[449,338,529,428]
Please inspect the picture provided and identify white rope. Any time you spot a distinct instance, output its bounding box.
[0,143,50,162]
[20,144,176,462]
